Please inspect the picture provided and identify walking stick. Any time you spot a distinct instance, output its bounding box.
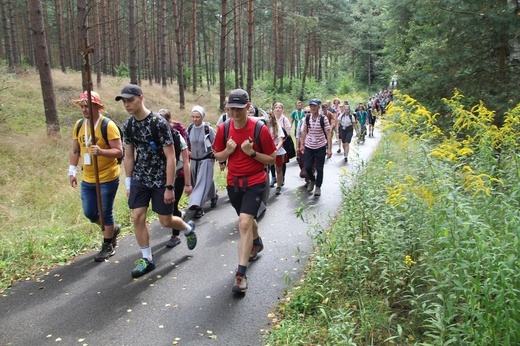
[79,37,105,231]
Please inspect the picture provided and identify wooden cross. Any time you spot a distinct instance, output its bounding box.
[79,37,94,58]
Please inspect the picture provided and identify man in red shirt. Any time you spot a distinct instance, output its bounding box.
[213,89,276,294]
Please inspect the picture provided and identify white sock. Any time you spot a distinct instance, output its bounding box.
[140,246,152,261]
[183,223,193,235]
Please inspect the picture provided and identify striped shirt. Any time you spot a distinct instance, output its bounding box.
[303,114,330,149]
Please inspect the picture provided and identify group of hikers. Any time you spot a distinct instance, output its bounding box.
[68,85,390,294]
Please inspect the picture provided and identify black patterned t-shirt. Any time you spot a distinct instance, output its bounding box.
[124,112,173,188]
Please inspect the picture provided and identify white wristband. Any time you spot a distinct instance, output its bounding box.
[125,177,132,190]
[68,165,77,177]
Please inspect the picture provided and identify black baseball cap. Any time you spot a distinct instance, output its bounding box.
[225,89,249,108]
[115,84,143,101]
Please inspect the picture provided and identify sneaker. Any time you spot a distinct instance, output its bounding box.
[344,157,348,163]
[94,242,115,262]
[249,241,264,262]
[193,207,205,219]
[275,187,281,195]
[185,220,197,250]
[232,273,248,293]
[131,258,155,278]
[210,194,219,208]
[314,187,321,197]
[336,148,341,153]
[166,234,181,248]
[111,225,121,248]
[307,180,315,192]
[269,177,276,188]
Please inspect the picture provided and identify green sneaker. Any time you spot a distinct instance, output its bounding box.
[131,258,155,278]
[185,220,197,250]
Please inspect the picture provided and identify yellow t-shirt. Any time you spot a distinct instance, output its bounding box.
[73,115,121,183]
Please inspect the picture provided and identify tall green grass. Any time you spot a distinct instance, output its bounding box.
[265,92,520,345]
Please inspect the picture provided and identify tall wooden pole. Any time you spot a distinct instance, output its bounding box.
[79,37,105,231]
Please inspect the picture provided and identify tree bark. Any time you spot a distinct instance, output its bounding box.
[54,0,66,73]
[129,0,138,84]
[246,0,253,96]
[77,0,88,90]
[161,0,167,88]
[1,0,14,69]
[172,0,185,108]
[219,0,227,110]
[29,0,60,138]
[192,0,197,93]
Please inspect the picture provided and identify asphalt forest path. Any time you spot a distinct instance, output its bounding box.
[0,130,381,346]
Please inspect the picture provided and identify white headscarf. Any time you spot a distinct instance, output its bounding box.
[191,105,205,119]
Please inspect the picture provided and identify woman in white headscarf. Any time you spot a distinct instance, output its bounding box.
[187,105,218,218]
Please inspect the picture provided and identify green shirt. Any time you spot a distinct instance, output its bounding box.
[290,109,305,134]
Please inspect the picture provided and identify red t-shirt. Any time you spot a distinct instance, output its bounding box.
[213,118,277,187]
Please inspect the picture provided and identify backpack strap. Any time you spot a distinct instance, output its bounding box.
[223,118,265,153]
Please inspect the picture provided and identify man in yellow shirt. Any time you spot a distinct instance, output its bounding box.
[69,91,123,262]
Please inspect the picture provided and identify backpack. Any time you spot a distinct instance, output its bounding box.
[170,120,188,143]
[223,118,265,153]
[305,113,327,137]
[187,122,212,150]
[75,117,125,164]
[125,113,182,162]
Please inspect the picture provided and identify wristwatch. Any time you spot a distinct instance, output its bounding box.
[165,184,174,191]
[250,150,257,158]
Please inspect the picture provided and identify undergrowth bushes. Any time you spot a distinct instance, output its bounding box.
[266,91,519,345]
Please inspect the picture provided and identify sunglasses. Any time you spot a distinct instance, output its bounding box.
[304,111,311,114]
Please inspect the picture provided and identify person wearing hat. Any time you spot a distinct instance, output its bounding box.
[213,89,277,294]
[116,84,197,278]
[298,98,333,197]
[186,105,218,218]
[69,91,123,262]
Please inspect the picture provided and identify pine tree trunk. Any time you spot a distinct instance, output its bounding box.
[172,0,185,108]
[1,0,14,69]
[54,0,66,73]
[219,0,227,110]
[192,0,197,93]
[129,0,138,84]
[246,0,253,95]
[29,0,60,138]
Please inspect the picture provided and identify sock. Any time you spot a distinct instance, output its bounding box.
[237,265,247,276]
[183,223,193,236]
[172,229,180,236]
[103,238,112,243]
[140,246,153,261]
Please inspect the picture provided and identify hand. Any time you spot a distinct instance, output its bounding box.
[184,185,193,196]
[90,145,102,156]
[219,162,227,172]
[70,176,78,188]
[327,149,332,159]
[226,137,238,153]
[241,137,254,155]
[164,189,175,204]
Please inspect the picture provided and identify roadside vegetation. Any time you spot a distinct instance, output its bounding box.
[266,92,519,345]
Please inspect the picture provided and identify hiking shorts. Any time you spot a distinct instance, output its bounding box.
[128,179,174,216]
[227,182,265,218]
[339,126,354,144]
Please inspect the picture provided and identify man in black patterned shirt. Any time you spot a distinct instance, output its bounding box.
[117,84,197,278]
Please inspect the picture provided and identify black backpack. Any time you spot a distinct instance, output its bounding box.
[75,117,125,164]
[125,113,181,162]
[305,113,327,137]
[223,118,265,153]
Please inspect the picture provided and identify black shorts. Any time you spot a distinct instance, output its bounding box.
[128,179,174,216]
[339,126,354,144]
[227,183,265,217]
[368,116,376,125]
